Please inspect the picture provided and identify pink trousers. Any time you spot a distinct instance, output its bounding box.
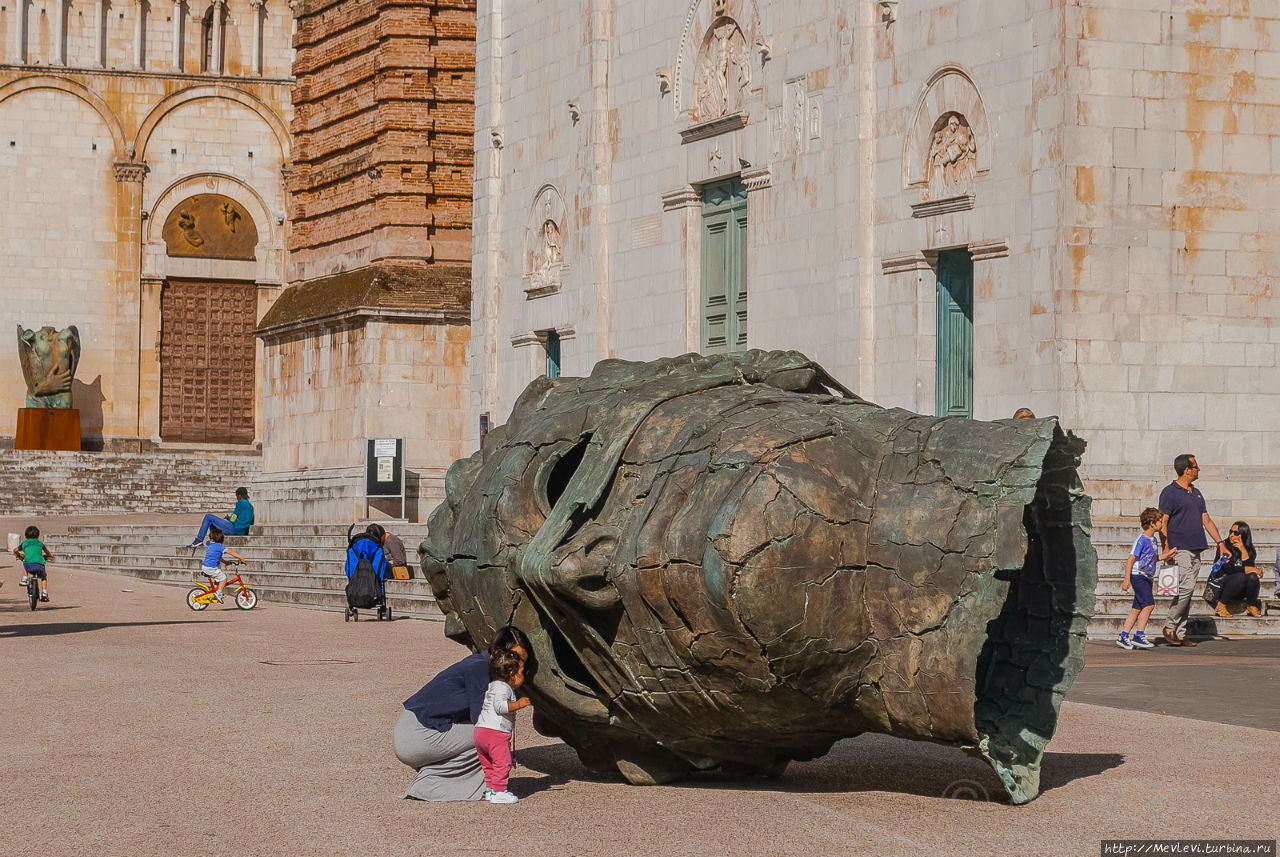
[473,726,512,792]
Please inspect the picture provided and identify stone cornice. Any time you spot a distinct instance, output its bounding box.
[742,166,772,192]
[0,63,293,86]
[679,111,749,144]
[661,186,700,211]
[969,239,1011,261]
[255,306,467,340]
[910,194,976,218]
[880,252,932,275]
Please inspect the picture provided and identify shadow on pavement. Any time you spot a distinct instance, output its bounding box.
[1038,750,1124,793]
[514,736,1123,803]
[0,620,220,637]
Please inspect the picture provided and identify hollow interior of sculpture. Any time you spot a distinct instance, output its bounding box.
[971,426,1095,804]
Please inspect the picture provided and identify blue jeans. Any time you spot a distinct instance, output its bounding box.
[195,514,234,542]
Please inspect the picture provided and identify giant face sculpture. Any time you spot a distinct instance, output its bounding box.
[421,351,1096,803]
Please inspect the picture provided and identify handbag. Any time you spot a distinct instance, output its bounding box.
[1153,532,1179,597]
[1202,554,1231,605]
[1154,562,1179,597]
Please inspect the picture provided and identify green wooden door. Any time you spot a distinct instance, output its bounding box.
[700,179,748,354]
[936,250,974,418]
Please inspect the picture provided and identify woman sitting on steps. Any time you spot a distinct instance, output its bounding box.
[1213,520,1263,618]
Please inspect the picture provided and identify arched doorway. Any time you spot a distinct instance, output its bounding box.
[158,194,258,443]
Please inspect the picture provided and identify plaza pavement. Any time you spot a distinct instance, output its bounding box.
[1,544,1277,856]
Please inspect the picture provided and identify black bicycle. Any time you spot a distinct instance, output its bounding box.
[25,572,39,611]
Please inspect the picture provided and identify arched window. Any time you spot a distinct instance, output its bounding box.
[201,4,224,73]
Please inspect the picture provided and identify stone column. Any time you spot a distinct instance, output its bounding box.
[95,0,107,66]
[11,0,24,64]
[211,0,224,74]
[113,162,150,446]
[249,0,263,75]
[171,0,183,71]
[52,0,65,64]
[133,0,146,68]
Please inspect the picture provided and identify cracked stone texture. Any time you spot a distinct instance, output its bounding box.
[420,351,1097,803]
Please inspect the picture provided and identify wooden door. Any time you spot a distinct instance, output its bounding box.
[700,178,748,354]
[935,250,974,418]
[160,279,257,443]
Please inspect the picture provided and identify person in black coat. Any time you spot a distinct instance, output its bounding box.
[1213,521,1263,618]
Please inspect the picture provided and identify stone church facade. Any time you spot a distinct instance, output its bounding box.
[471,0,1280,520]
[1,0,293,450]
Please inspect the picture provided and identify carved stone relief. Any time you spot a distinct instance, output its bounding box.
[526,185,568,297]
[692,12,751,123]
[161,194,258,259]
[786,78,805,154]
[922,112,977,201]
[675,0,763,137]
[903,67,991,217]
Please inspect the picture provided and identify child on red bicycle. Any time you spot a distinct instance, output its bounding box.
[15,525,54,602]
[199,528,245,604]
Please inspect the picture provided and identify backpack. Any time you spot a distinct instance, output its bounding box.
[344,529,386,609]
[1203,553,1231,606]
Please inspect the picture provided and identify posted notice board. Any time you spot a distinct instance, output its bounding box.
[365,438,404,497]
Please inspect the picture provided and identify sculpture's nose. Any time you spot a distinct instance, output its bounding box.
[546,523,620,611]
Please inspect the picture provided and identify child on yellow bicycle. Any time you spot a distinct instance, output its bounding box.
[15,525,54,602]
[199,529,245,604]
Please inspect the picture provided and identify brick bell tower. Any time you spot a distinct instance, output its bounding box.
[255,0,476,524]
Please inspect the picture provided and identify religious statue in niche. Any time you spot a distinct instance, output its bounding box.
[526,188,567,294]
[922,112,978,201]
[539,219,563,271]
[17,324,81,409]
[421,350,1096,804]
[692,5,751,123]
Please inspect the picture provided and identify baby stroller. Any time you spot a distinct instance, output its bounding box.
[344,523,390,621]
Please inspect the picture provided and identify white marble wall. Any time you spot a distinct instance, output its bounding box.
[472,0,1280,522]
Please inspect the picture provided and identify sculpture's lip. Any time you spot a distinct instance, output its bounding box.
[514,598,611,722]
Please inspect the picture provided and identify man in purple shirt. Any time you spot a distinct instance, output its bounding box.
[1158,454,1226,647]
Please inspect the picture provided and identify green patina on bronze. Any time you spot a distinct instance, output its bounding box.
[17,324,81,409]
[421,350,1096,803]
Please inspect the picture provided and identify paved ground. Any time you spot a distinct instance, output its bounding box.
[2,554,1278,857]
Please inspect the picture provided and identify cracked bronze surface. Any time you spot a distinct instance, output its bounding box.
[420,351,1096,803]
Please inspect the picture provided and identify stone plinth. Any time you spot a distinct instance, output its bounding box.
[15,408,81,451]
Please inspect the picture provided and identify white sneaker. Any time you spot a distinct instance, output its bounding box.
[20,576,29,586]
[486,790,518,804]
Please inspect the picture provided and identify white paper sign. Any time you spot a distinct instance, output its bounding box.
[374,438,397,457]
[377,457,394,482]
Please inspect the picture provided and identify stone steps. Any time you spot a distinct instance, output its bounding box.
[51,522,441,620]
[44,520,1280,635]
[0,450,261,515]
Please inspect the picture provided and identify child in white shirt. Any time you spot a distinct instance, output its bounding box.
[473,648,532,804]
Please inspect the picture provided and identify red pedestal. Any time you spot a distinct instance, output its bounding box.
[15,408,81,451]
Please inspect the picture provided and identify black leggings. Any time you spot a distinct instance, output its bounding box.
[1218,571,1261,604]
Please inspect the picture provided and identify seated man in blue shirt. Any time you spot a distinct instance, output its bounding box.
[189,487,255,549]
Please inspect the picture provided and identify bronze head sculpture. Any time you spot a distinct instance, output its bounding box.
[421,351,1096,803]
[17,324,81,409]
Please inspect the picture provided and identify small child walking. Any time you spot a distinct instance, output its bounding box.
[1118,507,1176,649]
[473,648,532,804]
[14,525,55,602]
